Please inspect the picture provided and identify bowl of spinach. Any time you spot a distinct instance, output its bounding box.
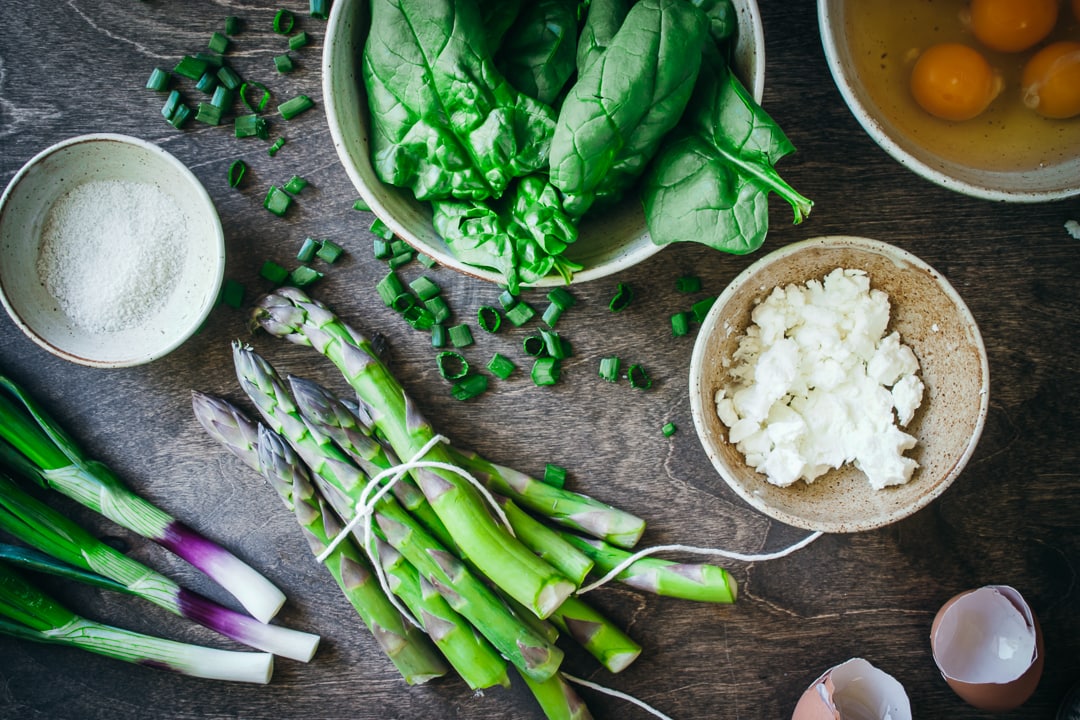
[324,0,806,291]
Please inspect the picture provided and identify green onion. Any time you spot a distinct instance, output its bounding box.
[676,276,702,293]
[671,311,691,337]
[388,251,414,269]
[546,287,575,310]
[219,279,245,308]
[316,240,344,264]
[234,113,268,139]
[310,0,330,20]
[598,357,621,383]
[263,185,292,216]
[498,289,517,309]
[279,94,314,120]
[390,294,414,313]
[448,324,474,348]
[416,253,436,268]
[477,306,501,333]
[225,15,240,35]
[692,297,717,323]
[540,329,569,360]
[628,364,652,390]
[260,260,289,285]
[504,301,536,327]
[369,217,394,240]
[195,102,223,125]
[424,296,451,324]
[173,55,209,80]
[372,238,392,260]
[273,8,295,33]
[210,85,233,111]
[376,272,407,308]
[522,335,546,357]
[208,31,230,54]
[195,71,218,94]
[430,324,447,348]
[168,103,192,129]
[274,54,294,73]
[161,89,182,119]
[436,351,469,381]
[662,422,677,437]
[195,51,224,68]
[486,353,516,379]
[216,65,242,90]
[541,303,562,328]
[353,197,371,212]
[451,374,488,401]
[403,305,435,331]
[289,31,310,50]
[409,276,440,302]
[288,265,323,288]
[543,464,567,489]
[240,81,271,112]
[389,239,411,256]
[531,358,561,386]
[283,175,308,194]
[227,159,247,188]
[297,237,319,263]
[145,67,170,92]
[609,283,634,312]
[267,138,286,157]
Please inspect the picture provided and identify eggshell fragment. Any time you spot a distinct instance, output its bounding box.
[792,657,912,720]
[930,585,1044,712]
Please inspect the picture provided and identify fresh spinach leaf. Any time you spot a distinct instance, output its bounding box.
[575,0,632,74]
[497,0,579,106]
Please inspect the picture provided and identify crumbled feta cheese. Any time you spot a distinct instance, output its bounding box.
[714,268,925,490]
[1066,220,1080,240]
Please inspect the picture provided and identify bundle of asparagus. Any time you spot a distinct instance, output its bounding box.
[193,286,738,718]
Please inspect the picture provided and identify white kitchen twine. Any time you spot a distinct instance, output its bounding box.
[315,433,823,720]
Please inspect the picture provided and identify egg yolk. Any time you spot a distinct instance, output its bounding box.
[910,43,1002,121]
[968,0,1058,53]
[1022,41,1080,119]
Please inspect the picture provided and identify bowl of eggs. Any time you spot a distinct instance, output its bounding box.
[819,0,1080,202]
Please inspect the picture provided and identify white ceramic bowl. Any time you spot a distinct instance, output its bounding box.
[0,134,225,368]
[689,236,990,533]
[323,0,766,286]
[818,0,1080,203]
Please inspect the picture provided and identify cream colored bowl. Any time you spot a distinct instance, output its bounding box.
[689,236,990,533]
[0,134,225,368]
[323,0,766,286]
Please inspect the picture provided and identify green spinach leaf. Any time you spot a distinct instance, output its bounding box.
[497,0,579,106]
[575,0,632,74]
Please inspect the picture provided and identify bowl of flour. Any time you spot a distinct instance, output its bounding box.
[689,236,990,533]
[0,134,225,367]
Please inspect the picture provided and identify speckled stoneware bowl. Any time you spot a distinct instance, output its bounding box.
[689,236,990,533]
[0,134,224,368]
[323,0,766,286]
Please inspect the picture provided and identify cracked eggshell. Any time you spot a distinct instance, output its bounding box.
[791,657,912,720]
[930,585,1044,712]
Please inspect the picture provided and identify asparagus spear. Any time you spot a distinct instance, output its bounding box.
[0,474,320,662]
[518,668,595,720]
[0,372,285,623]
[250,287,576,619]
[547,596,642,674]
[0,561,274,684]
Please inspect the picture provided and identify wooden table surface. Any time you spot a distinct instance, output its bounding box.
[1,2,1078,719]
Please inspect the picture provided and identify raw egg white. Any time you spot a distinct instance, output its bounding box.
[791,657,912,720]
[968,0,1058,53]
[910,43,1003,121]
[1022,41,1080,119]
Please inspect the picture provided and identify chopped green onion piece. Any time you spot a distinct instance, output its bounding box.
[628,364,652,390]
[389,239,411,256]
[227,159,247,188]
[598,356,621,383]
[532,357,561,386]
[296,237,319,263]
[208,31,230,54]
[448,324,474,348]
[310,0,330,20]
[498,289,517,309]
[388,251,414,269]
[424,296,450,324]
[372,238,392,260]
[274,54,294,73]
[283,175,308,194]
[376,272,407,308]
[609,282,634,312]
[316,240,344,264]
[234,113,268,139]
[195,51,224,68]
[416,252,436,268]
[546,287,575,310]
[403,305,435,330]
[409,276,440,302]
[671,311,691,337]
[263,185,292,216]
[662,422,677,437]
[543,464,567,488]
[477,306,501,333]
[353,197,371,211]
[540,329,570,359]
[240,81,271,113]
[195,102,222,125]
[210,85,233,111]
[451,374,488,401]
[219,278,245,308]
[676,275,702,293]
[692,297,717,323]
[431,324,447,348]
[390,293,415,313]
[279,94,314,120]
[167,103,192,128]
[195,71,218,94]
[273,8,295,33]
[260,260,289,285]
[145,68,170,92]
[161,89,182,119]
[522,334,546,357]
[486,353,516,380]
[173,55,208,80]
[224,15,240,35]
[289,31,310,50]
[504,300,536,327]
[267,137,286,157]
[436,351,469,381]
[541,302,562,327]
[288,265,323,287]
[369,217,394,240]
[216,65,242,90]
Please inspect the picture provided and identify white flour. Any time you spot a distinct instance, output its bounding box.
[37,179,187,333]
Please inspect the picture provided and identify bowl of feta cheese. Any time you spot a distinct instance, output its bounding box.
[689,235,989,533]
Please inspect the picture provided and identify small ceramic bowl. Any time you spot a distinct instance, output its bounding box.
[689,236,990,533]
[323,0,766,286]
[0,133,225,368]
[818,0,1080,202]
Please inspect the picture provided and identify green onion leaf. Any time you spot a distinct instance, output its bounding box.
[522,334,546,357]
[227,159,247,188]
[598,357,621,383]
[296,237,319,263]
[195,71,219,94]
[267,138,286,157]
[540,329,569,359]
[409,276,440,302]
[288,265,323,288]
[289,31,310,50]
[504,301,536,327]
[609,283,634,312]
[353,197,371,212]
[402,305,435,330]
[315,240,344,264]
[263,185,292,216]
[369,217,394,240]
[436,351,469,381]
[234,114,268,139]
[451,374,488,401]
[676,276,702,293]
[375,271,407,308]
[168,103,192,129]
[161,90,182,119]
[543,464,567,489]
[532,357,561,386]
[278,94,314,120]
[259,260,289,285]
[219,279,245,308]
[195,52,224,68]
[388,251,414,269]
[662,422,677,437]
[671,311,691,337]
[210,85,233,111]
[477,306,501,333]
[145,68,170,92]
[546,287,575,311]
[240,82,271,113]
[372,238,392,260]
[195,102,223,125]
[692,297,717,323]
[283,175,308,194]
[498,289,517,309]
[216,65,242,91]
[431,324,447,348]
[448,324,474,348]
[274,54,294,74]
[486,353,515,379]
[225,16,241,35]
[541,302,562,327]
[416,252,436,268]
[628,364,652,390]
[208,32,230,54]
[310,0,330,20]
[424,296,451,324]
[173,55,209,80]
[273,9,295,34]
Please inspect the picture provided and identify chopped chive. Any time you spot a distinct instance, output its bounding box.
[216,65,242,90]
[403,305,435,330]
[389,239,411,256]
[273,8,295,33]
[288,265,323,287]
[289,31,310,50]
[224,15,241,35]
[297,237,320,263]
[691,297,717,323]
[167,103,192,128]
[541,302,563,327]
[662,422,677,437]
[195,102,222,125]
[598,356,621,383]
[219,279,245,308]
[504,300,536,327]
[628,364,652,390]
[430,324,447,348]
[283,175,308,194]
[477,306,501,333]
[310,0,330,19]
[671,311,691,337]
[161,89,182,119]
[353,197,371,211]
[388,251,415,269]
[210,85,233,111]
[543,464,567,488]
[409,276,440,302]
[274,54,294,73]
[173,55,208,80]
[267,137,286,156]
[145,67,170,91]
[486,353,515,379]
[369,217,394,240]
[448,324,474,348]
[498,289,517,309]
[532,357,561,386]
[546,287,575,310]
[279,94,314,120]
[522,335,546,357]
[240,81,271,112]
[316,240,344,264]
[540,329,570,359]
[676,275,702,293]
[609,282,634,312]
[195,51,224,68]
[390,293,414,313]
[260,260,289,285]
[372,238,392,260]
[263,185,292,216]
[436,351,469,381]
[227,159,247,188]
[451,374,488,401]
[424,296,451,324]
[416,252,437,268]
[208,31,230,54]
[376,272,407,308]
[195,71,218,94]
[234,113,268,139]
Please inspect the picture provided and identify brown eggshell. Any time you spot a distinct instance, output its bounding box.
[792,672,841,720]
[930,587,1045,712]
